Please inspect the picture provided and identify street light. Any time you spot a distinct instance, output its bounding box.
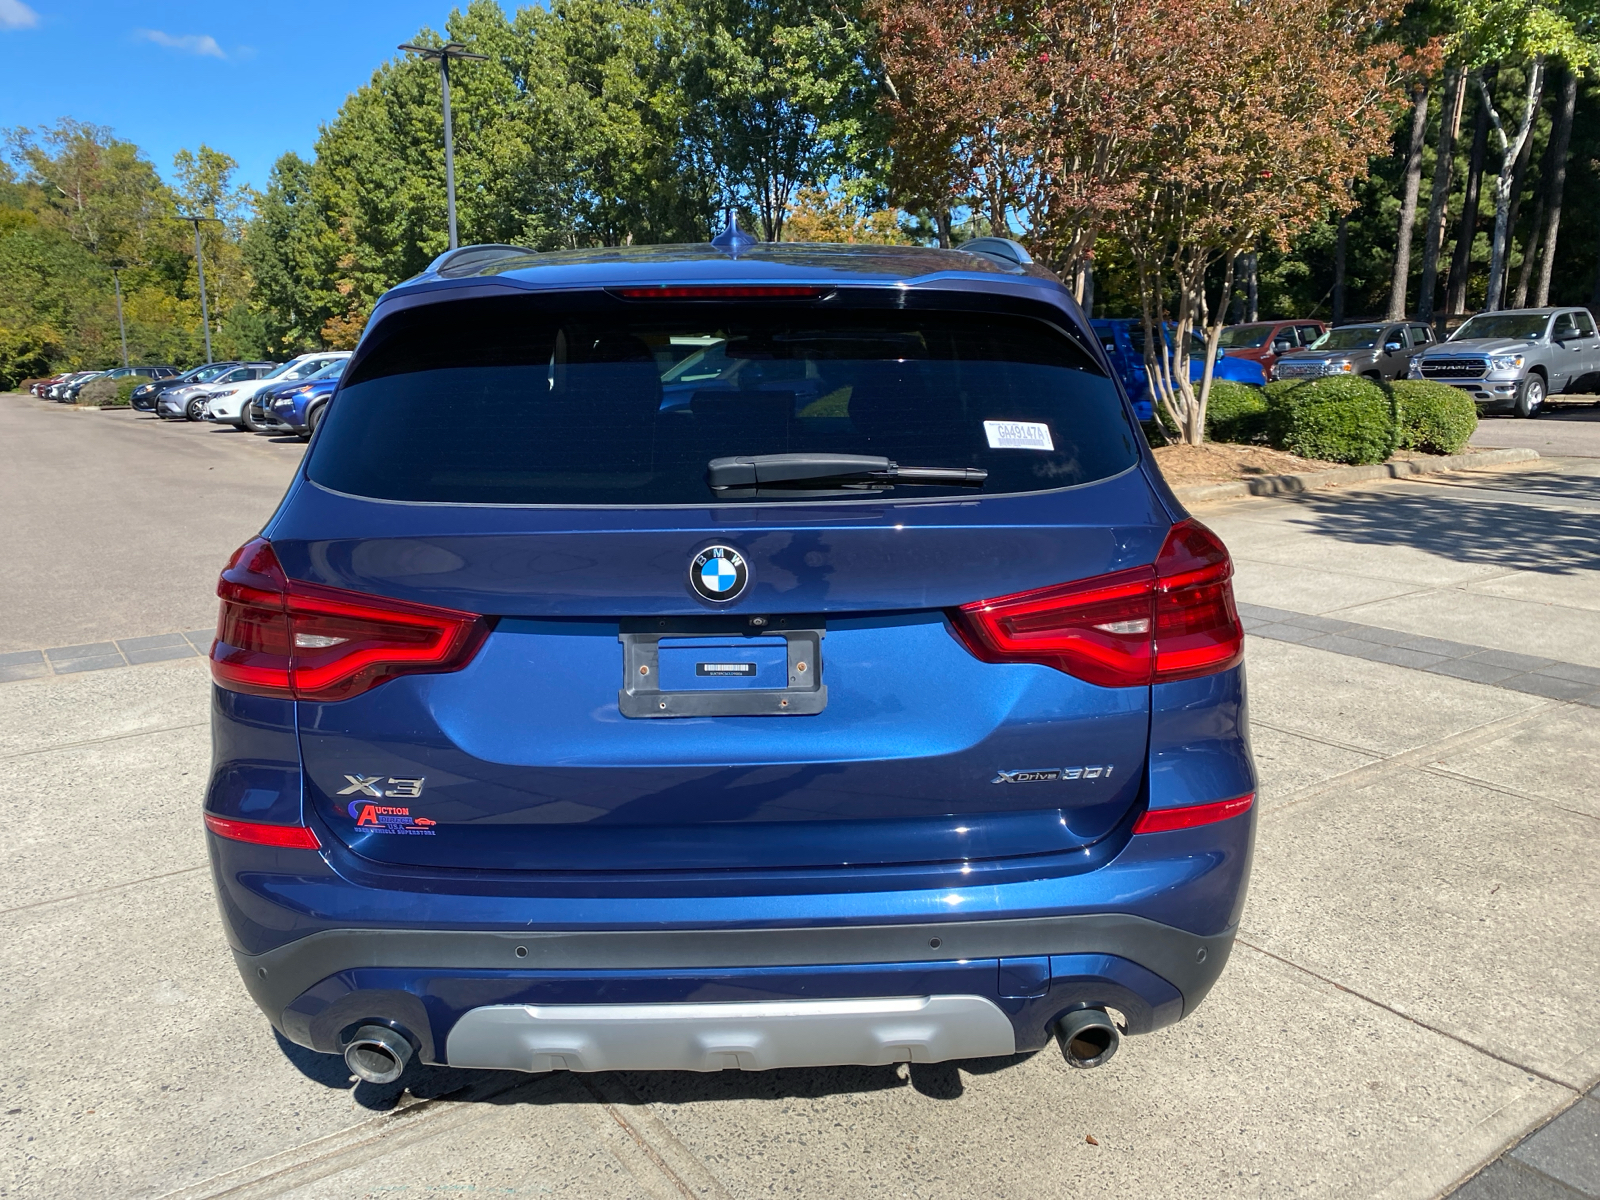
[174,212,223,363]
[111,263,129,368]
[397,41,488,250]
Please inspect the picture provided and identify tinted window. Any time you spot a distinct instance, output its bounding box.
[1574,311,1597,337]
[1451,313,1549,341]
[1311,326,1383,350]
[1217,324,1273,348]
[311,298,1138,506]
[1408,325,1433,345]
[1552,313,1579,340]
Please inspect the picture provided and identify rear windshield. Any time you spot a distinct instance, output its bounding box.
[309,297,1138,506]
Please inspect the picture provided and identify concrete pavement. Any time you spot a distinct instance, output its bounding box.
[1471,405,1600,458]
[0,399,303,653]
[1,394,1596,1198]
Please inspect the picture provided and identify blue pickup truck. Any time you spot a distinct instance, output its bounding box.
[1091,319,1266,420]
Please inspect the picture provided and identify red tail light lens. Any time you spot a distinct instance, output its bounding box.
[1132,793,1254,834]
[951,520,1243,687]
[211,538,490,701]
[203,813,322,849]
[1151,520,1245,682]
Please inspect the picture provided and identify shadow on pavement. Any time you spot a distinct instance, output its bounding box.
[274,1027,1037,1111]
[1279,475,1600,574]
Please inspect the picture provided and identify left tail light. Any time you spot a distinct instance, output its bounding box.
[950,519,1243,687]
[210,537,490,701]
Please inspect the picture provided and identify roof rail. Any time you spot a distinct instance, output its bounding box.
[957,237,1033,268]
[425,243,539,278]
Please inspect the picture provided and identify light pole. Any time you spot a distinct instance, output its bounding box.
[175,213,222,362]
[111,266,129,367]
[398,41,488,250]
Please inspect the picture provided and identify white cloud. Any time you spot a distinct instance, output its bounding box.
[0,0,40,31]
[136,28,226,58]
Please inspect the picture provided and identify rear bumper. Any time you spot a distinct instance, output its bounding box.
[239,913,1237,1069]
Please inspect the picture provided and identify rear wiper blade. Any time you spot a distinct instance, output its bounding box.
[707,454,987,491]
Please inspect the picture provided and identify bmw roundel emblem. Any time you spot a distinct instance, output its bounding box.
[690,545,749,603]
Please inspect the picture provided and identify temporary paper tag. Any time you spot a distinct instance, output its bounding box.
[983,420,1054,451]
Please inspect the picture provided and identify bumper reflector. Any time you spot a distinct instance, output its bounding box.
[1132,793,1254,835]
[204,813,322,850]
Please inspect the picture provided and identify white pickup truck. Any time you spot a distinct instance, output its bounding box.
[1410,307,1600,418]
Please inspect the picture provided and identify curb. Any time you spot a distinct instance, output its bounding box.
[1171,447,1541,505]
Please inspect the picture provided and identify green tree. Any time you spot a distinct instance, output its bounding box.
[1449,0,1598,309]
[679,0,882,240]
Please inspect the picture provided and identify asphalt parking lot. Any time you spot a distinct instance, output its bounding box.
[2,395,1597,1199]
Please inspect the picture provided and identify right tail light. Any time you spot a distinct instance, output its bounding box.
[951,520,1243,688]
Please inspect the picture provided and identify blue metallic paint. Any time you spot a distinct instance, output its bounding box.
[207,241,1254,1068]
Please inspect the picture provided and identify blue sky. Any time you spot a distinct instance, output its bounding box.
[1,1,466,192]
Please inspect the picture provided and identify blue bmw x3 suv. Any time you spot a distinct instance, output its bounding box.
[205,233,1255,1083]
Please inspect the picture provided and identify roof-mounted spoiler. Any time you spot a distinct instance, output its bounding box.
[957,237,1034,268]
[424,243,539,278]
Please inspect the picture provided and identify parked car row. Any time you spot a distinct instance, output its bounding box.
[30,364,177,402]
[1239,305,1600,417]
[113,351,353,439]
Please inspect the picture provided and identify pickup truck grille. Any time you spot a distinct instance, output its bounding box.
[1273,360,1325,380]
[1420,359,1488,379]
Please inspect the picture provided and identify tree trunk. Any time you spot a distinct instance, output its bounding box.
[1513,182,1548,309]
[1481,58,1545,312]
[1419,65,1466,323]
[1333,215,1348,326]
[1534,67,1578,307]
[936,208,952,249]
[1512,110,1555,308]
[1501,103,1537,268]
[1447,83,1490,315]
[1387,84,1430,320]
[1081,260,1095,318]
[1194,250,1239,445]
[1247,252,1259,321]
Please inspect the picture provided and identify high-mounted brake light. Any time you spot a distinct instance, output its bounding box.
[613,286,827,299]
[210,538,490,701]
[1132,793,1254,834]
[203,812,322,849]
[950,519,1243,687]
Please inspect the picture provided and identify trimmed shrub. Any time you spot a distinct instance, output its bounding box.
[77,376,120,406]
[1263,375,1396,464]
[1391,379,1476,454]
[110,376,142,408]
[1205,380,1269,444]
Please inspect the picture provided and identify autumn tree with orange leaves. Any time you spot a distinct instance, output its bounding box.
[875,0,1418,444]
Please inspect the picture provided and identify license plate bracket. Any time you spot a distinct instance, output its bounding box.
[618,618,825,718]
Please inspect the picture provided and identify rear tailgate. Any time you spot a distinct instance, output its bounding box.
[274,288,1167,876]
[279,478,1167,874]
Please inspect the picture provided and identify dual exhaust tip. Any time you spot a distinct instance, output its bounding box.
[343,1010,1120,1081]
[1056,1008,1121,1069]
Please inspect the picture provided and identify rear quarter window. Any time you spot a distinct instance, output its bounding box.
[309,295,1139,506]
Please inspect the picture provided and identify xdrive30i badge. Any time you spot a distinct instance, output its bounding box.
[992,766,1115,784]
[690,545,749,603]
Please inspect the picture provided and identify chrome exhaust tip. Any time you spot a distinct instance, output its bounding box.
[1055,1008,1121,1069]
[344,1024,415,1084]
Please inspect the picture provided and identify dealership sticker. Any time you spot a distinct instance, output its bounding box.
[983,420,1054,451]
[347,801,437,835]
